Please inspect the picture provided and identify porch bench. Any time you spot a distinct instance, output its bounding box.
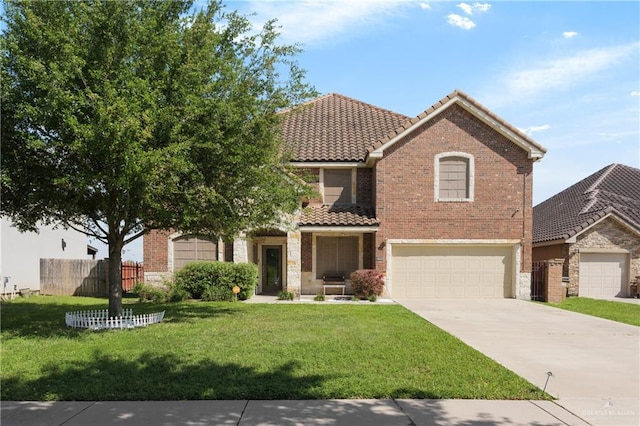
[323,275,345,295]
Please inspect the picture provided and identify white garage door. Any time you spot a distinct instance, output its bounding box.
[579,253,628,299]
[391,245,512,298]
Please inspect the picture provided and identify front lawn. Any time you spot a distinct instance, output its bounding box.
[548,297,640,327]
[1,296,545,401]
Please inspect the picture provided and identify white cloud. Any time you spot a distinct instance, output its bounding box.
[242,0,408,46]
[457,2,491,15]
[518,124,551,136]
[420,2,431,10]
[447,14,476,30]
[457,2,473,15]
[631,91,640,96]
[563,31,578,39]
[473,2,491,13]
[502,42,640,99]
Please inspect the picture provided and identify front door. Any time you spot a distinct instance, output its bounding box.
[262,245,282,295]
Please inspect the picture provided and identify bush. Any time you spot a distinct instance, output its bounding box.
[277,290,294,301]
[202,286,234,302]
[167,285,189,302]
[350,269,384,298]
[314,294,325,302]
[173,261,257,301]
[131,282,168,303]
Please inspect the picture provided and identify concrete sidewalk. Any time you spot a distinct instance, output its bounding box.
[1,399,588,425]
[396,298,640,426]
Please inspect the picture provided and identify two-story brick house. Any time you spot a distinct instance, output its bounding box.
[144,90,546,299]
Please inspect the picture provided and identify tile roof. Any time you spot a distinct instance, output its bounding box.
[281,90,546,163]
[533,163,640,243]
[281,93,409,162]
[299,205,379,227]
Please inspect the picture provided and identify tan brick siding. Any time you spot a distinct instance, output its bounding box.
[567,217,640,296]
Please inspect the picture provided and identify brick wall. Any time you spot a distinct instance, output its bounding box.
[357,168,373,206]
[363,233,375,269]
[533,243,568,262]
[374,105,534,272]
[143,229,171,272]
[301,232,312,272]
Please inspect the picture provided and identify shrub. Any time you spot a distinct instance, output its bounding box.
[132,283,168,303]
[277,290,294,301]
[368,294,377,302]
[167,285,189,302]
[350,269,384,298]
[314,294,325,302]
[202,286,234,302]
[173,261,257,301]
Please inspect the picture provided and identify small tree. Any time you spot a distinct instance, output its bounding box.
[1,0,315,316]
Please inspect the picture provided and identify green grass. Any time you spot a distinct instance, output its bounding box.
[548,297,640,327]
[1,296,545,401]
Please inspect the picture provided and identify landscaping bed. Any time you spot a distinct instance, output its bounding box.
[1,296,545,401]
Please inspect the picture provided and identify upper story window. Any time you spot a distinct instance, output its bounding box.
[434,152,474,202]
[322,168,354,205]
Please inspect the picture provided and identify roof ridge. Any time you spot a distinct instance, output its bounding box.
[330,93,410,120]
[584,163,617,194]
[579,189,599,214]
[277,93,337,115]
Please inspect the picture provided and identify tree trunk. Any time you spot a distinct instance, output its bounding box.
[108,237,124,318]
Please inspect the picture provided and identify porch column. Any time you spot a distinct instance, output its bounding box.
[286,230,301,297]
[233,234,249,263]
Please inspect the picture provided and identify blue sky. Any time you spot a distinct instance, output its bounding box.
[222,0,639,207]
[6,1,638,261]
[128,0,640,261]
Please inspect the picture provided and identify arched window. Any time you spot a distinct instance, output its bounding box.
[434,152,474,202]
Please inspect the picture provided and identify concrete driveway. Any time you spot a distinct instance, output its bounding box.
[395,298,640,426]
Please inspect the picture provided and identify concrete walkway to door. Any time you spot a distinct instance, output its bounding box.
[395,298,640,426]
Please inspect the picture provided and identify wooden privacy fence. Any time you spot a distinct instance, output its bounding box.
[121,261,144,292]
[40,259,144,297]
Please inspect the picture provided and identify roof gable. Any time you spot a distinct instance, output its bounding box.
[367,90,547,164]
[533,163,640,244]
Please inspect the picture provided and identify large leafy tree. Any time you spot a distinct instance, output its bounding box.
[1,0,315,316]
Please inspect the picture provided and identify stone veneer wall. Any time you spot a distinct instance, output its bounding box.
[567,217,640,296]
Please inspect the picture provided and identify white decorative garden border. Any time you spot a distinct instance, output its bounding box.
[65,309,165,330]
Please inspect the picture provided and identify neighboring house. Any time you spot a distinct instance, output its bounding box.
[144,90,546,299]
[0,217,93,293]
[533,163,640,299]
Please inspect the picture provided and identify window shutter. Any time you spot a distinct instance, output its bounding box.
[324,169,352,205]
[439,157,469,199]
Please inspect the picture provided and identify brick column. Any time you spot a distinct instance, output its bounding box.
[546,258,566,303]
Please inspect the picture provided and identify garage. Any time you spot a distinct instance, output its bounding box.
[579,252,628,299]
[390,245,513,298]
